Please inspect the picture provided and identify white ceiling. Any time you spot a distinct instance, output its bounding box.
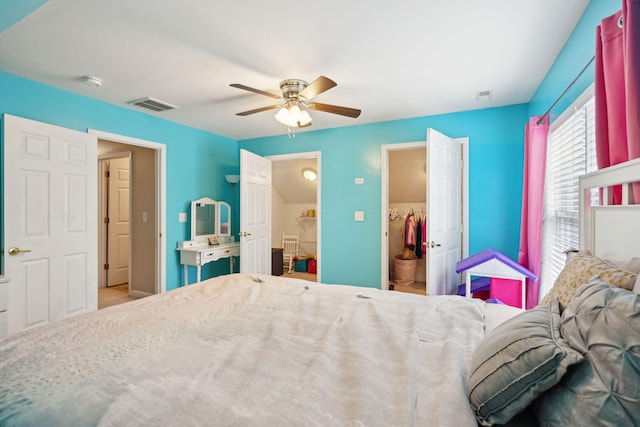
[0,0,588,140]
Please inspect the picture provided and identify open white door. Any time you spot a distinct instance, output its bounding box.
[426,129,462,295]
[106,156,130,287]
[239,149,271,274]
[3,114,98,336]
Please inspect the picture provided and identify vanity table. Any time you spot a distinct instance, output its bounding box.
[177,197,239,286]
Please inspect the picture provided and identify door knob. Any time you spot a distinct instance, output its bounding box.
[429,241,441,248]
[239,232,252,237]
[8,247,32,256]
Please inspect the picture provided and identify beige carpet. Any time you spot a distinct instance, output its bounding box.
[98,284,135,309]
[282,271,317,282]
[390,281,427,295]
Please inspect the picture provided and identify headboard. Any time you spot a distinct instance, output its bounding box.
[579,157,640,261]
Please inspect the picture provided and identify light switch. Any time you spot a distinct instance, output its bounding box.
[142,212,148,223]
[354,211,365,221]
[179,212,187,222]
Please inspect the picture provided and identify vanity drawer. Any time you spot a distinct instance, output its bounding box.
[202,245,240,262]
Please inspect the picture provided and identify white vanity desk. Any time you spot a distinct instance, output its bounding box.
[177,240,239,285]
[177,197,239,286]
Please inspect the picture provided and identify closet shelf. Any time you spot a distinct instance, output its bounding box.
[295,216,316,231]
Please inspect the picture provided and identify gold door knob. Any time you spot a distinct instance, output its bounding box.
[239,232,252,237]
[8,247,32,256]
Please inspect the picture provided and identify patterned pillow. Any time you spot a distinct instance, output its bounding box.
[533,277,640,426]
[540,250,636,308]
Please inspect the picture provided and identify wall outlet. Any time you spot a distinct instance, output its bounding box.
[355,177,364,184]
[179,212,187,222]
[354,211,365,221]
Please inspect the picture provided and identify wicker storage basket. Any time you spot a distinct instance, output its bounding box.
[393,256,417,285]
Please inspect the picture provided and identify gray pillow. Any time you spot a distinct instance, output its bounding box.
[468,300,583,426]
[533,277,640,426]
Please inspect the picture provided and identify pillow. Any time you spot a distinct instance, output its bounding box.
[467,300,583,426]
[626,257,640,275]
[533,277,640,426]
[634,274,640,295]
[539,250,636,308]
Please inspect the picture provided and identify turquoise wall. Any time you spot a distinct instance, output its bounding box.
[240,105,529,287]
[0,71,238,290]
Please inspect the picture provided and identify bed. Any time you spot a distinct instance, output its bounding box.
[1,159,639,427]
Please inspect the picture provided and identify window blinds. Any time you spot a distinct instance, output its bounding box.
[539,88,597,299]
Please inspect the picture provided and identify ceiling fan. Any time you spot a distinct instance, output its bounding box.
[230,76,361,129]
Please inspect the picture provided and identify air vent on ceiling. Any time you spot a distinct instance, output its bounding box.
[127,97,179,112]
[476,90,492,101]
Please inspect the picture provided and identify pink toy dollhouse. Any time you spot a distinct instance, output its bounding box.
[456,248,537,309]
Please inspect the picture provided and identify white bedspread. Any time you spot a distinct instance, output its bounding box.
[0,274,489,426]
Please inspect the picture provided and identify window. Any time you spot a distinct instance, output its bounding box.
[539,86,597,300]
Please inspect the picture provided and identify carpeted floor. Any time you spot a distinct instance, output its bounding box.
[282,271,317,282]
[98,284,136,309]
[390,281,427,295]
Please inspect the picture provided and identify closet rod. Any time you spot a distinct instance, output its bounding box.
[536,55,595,125]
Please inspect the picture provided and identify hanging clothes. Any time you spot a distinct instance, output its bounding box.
[421,218,427,253]
[404,213,416,250]
[415,217,423,259]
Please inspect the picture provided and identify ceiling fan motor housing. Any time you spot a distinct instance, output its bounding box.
[280,79,308,100]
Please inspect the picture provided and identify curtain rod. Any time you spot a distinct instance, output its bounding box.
[536,55,595,125]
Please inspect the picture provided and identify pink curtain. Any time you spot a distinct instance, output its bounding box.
[518,116,548,309]
[595,1,640,204]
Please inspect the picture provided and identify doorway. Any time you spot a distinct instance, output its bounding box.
[92,129,167,303]
[387,147,427,295]
[98,152,131,292]
[381,132,469,295]
[267,151,321,282]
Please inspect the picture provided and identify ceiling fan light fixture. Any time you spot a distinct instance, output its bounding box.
[298,109,312,126]
[275,102,312,128]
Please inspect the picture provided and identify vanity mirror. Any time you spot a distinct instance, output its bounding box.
[190,197,232,243]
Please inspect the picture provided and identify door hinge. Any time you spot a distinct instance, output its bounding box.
[104,171,110,178]
[104,217,109,224]
[104,263,109,270]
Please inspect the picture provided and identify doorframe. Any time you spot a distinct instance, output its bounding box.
[380,140,469,291]
[266,151,321,283]
[98,151,132,290]
[89,129,167,294]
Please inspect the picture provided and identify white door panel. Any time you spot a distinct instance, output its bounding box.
[240,149,271,274]
[107,157,130,287]
[427,129,462,296]
[4,114,97,336]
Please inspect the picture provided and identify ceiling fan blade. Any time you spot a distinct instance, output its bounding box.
[309,102,361,118]
[236,104,279,116]
[299,76,337,100]
[230,83,281,99]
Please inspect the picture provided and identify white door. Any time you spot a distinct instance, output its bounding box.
[3,114,98,335]
[239,149,272,274]
[426,129,462,295]
[106,157,130,287]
